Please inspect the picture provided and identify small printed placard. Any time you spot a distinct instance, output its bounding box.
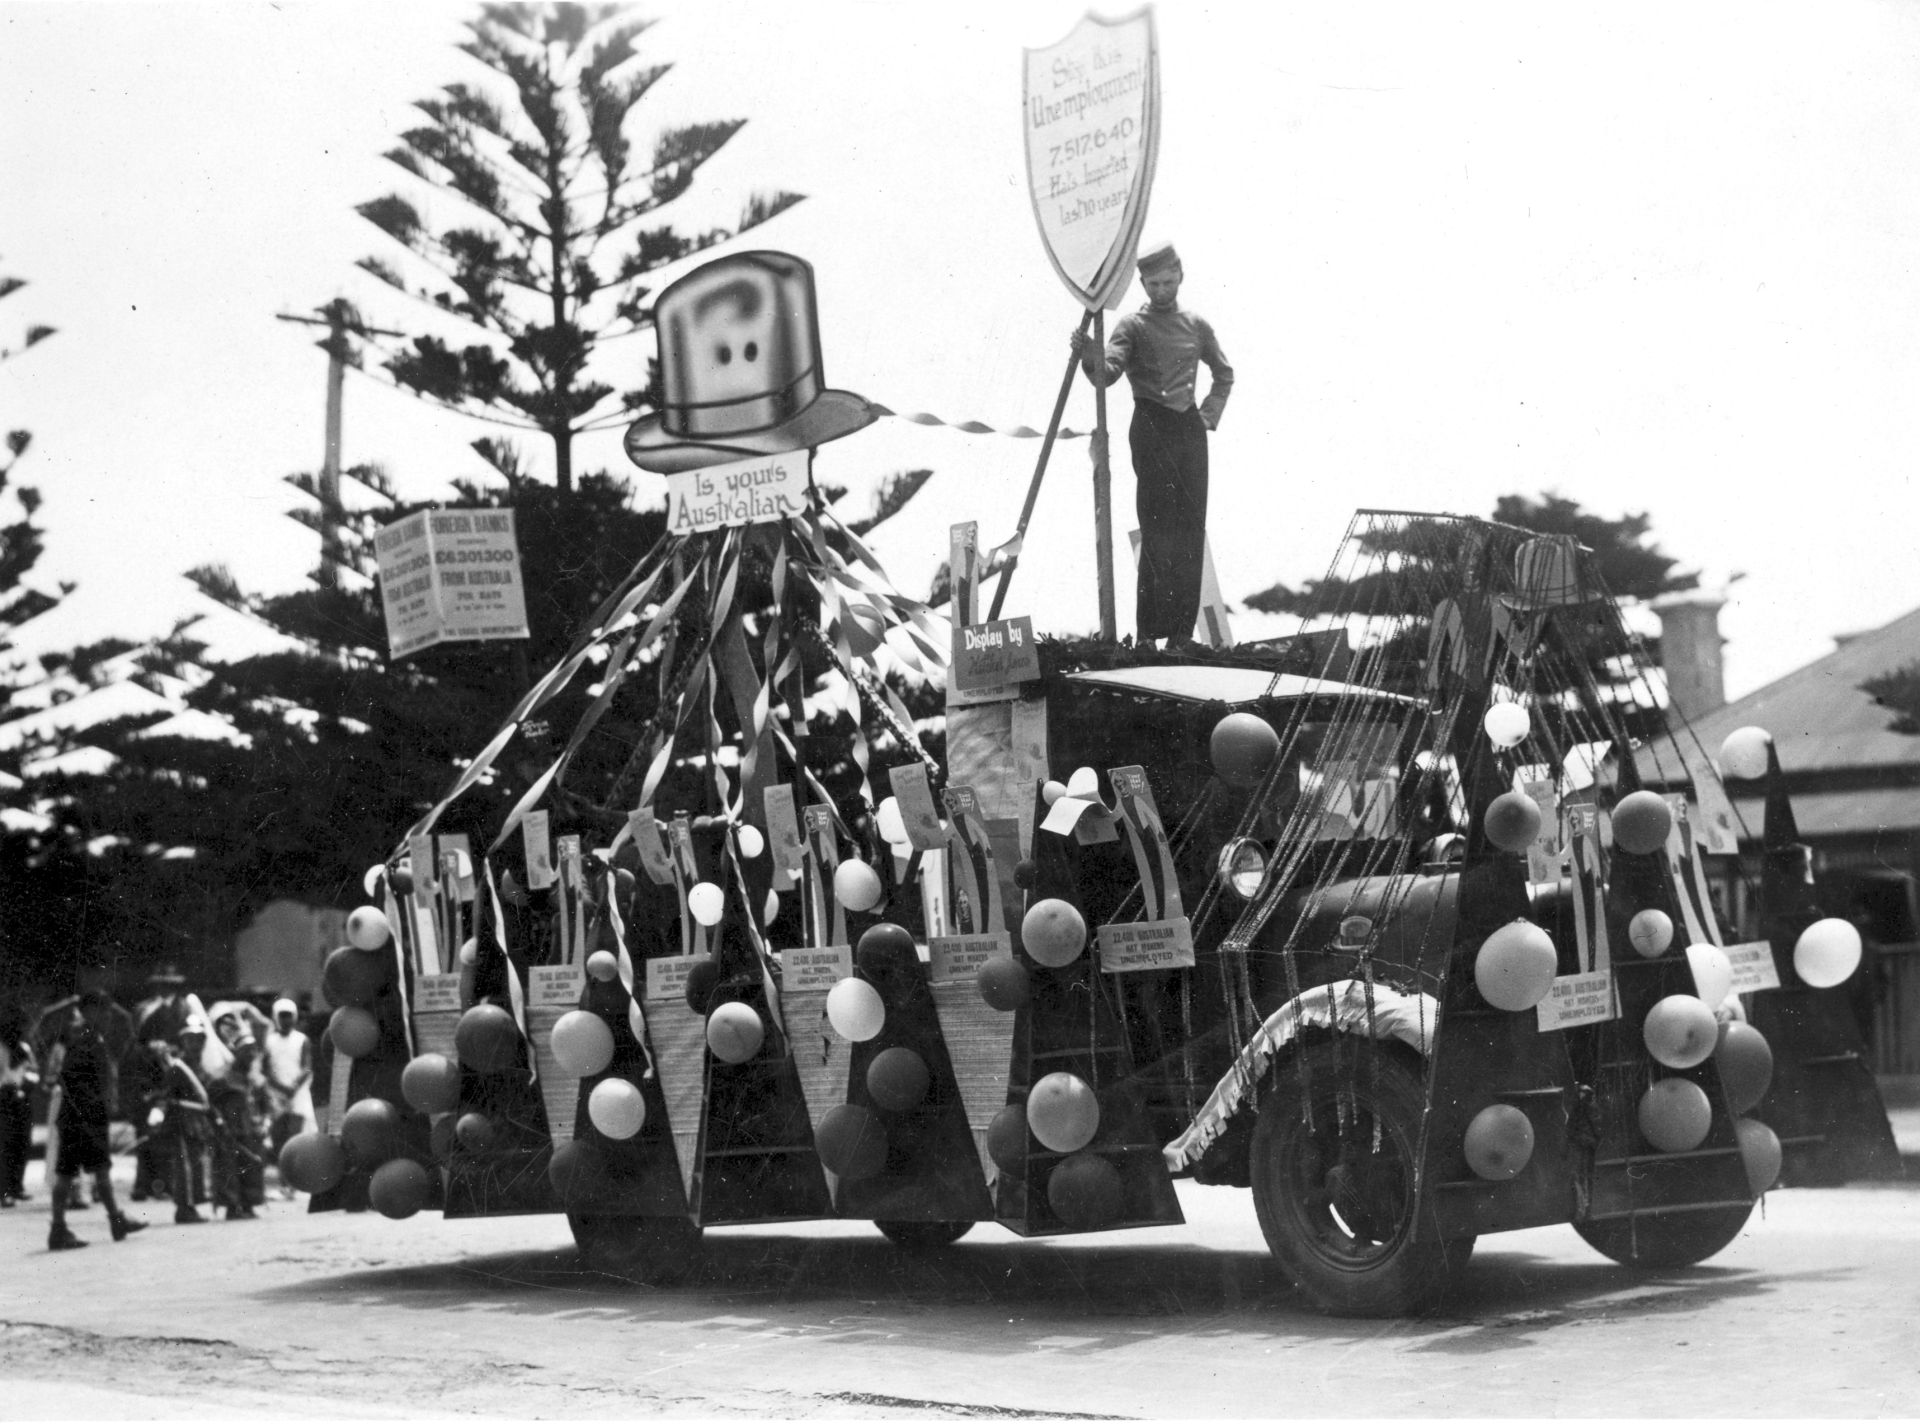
[1096,917,1196,973]
[529,964,585,1008]
[409,833,437,907]
[628,807,675,886]
[888,763,947,851]
[1724,940,1782,993]
[324,1053,352,1133]
[952,616,1041,692]
[413,972,463,1013]
[929,931,1012,983]
[1536,971,1617,1031]
[645,954,708,1003]
[780,945,853,993]
[763,785,805,890]
[523,809,556,890]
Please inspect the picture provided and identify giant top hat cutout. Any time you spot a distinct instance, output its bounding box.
[624,251,878,474]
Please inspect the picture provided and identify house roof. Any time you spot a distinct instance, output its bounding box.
[1645,603,1920,780]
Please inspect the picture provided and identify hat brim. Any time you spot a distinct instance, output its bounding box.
[624,390,878,475]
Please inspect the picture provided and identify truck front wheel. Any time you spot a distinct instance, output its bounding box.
[1250,1040,1471,1317]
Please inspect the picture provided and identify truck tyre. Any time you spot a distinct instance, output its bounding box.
[874,1219,974,1248]
[1573,1204,1751,1269]
[568,1213,703,1285]
[1250,1040,1472,1318]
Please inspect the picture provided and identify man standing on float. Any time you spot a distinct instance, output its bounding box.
[1071,241,1234,648]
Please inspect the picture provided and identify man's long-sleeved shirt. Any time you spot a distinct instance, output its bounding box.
[1082,304,1234,427]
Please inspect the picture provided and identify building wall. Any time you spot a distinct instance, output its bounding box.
[232,899,348,1005]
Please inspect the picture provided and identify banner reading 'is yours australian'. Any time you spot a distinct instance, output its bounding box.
[1023,9,1161,312]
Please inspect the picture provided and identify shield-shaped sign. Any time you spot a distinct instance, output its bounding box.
[1023,8,1161,312]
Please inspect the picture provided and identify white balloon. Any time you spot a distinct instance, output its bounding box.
[1644,994,1720,1069]
[550,1010,615,1078]
[1719,726,1773,781]
[833,859,883,912]
[1483,702,1531,749]
[1794,917,1862,988]
[587,1078,647,1140]
[735,824,766,860]
[687,881,726,927]
[1686,943,1734,1007]
[762,889,780,924]
[875,797,909,847]
[1628,909,1675,959]
[458,938,479,967]
[363,864,386,898]
[347,906,393,951]
[825,977,886,1042]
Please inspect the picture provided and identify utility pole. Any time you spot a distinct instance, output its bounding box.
[275,299,402,586]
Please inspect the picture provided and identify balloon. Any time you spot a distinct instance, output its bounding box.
[683,960,724,1014]
[400,1052,461,1116]
[1022,898,1087,969]
[551,1010,615,1078]
[1794,917,1862,988]
[1027,1072,1100,1153]
[328,1005,381,1059]
[977,957,1031,1011]
[1736,1117,1782,1195]
[322,944,388,1008]
[454,1002,521,1073]
[362,863,386,898]
[1463,1103,1535,1181]
[340,1097,402,1168]
[455,1112,496,1153]
[705,1002,765,1065]
[458,938,479,967]
[1638,1078,1712,1153]
[842,602,887,658]
[1716,1022,1774,1114]
[826,977,886,1042]
[814,1102,888,1181]
[277,1132,346,1195]
[1720,726,1773,781]
[585,949,619,982]
[875,797,908,847]
[1473,920,1558,1012]
[588,1077,647,1139]
[1611,791,1673,856]
[1483,701,1531,749]
[1484,791,1542,852]
[500,870,529,908]
[1628,909,1675,959]
[855,923,917,978]
[867,1047,931,1113]
[1210,712,1280,789]
[369,1157,432,1219]
[1643,994,1720,1069]
[833,859,883,912]
[613,867,637,900]
[347,905,393,951]
[1012,859,1037,889]
[687,881,726,927]
[1048,1152,1125,1229]
[1041,780,1068,807]
[763,889,781,924]
[389,865,415,897]
[547,1137,608,1207]
[1686,943,1734,1007]
[736,824,766,859]
[987,1104,1028,1175]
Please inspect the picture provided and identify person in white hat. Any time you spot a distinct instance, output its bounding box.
[1070,241,1235,648]
[261,999,314,1193]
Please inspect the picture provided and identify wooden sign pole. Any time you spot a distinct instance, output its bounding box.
[987,310,1094,621]
[1090,308,1116,641]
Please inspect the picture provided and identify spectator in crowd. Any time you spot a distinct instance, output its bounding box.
[46,1005,145,1250]
[207,1012,265,1219]
[143,1025,210,1225]
[132,966,191,1046]
[0,1005,37,1206]
[262,998,314,1189]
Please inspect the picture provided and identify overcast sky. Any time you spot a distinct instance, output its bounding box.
[5,0,1919,701]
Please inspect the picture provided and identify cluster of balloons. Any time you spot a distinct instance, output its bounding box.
[984,1074,1122,1228]
[809,925,940,1181]
[1473,920,1558,1011]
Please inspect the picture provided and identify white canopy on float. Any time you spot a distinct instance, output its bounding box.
[1061,664,1422,709]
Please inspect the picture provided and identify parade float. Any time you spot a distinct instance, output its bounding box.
[278,12,1899,1317]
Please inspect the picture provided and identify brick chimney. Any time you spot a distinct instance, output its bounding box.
[1653,592,1727,720]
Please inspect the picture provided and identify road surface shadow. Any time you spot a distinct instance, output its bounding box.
[257,1222,1801,1349]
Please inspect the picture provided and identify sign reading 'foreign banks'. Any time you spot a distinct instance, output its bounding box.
[375,507,530,660]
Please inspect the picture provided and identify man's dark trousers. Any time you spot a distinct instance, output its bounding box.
[1131,400,1209,642]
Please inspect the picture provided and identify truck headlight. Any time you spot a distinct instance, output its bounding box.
[1218,837,1268,899]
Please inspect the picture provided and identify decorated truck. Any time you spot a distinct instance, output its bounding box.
[286,478,1898,1316]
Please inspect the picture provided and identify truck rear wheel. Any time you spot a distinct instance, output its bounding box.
[568,1213,703,1285]
[874,1219,974,1248]
[1250,1040,1471,1317]
[1574,1204,1751,1269]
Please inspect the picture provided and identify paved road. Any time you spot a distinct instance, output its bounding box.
[4,1150,1920,1420]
